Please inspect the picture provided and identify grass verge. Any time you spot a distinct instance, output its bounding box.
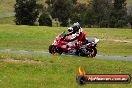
[0,16,15,24]
[0,53,132,88]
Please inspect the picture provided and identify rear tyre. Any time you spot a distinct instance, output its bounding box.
[89,48,97,57]
[77,49,86,56]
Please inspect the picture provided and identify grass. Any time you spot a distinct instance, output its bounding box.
[98,41,132,56]
[0,24,131,88]
[0,24,132,56]
[0,16,15,24]
[0,1,131,88]
[0,53,132,88]
[0,0,46,13]
[0,0,15,13]
[128,0,132,5]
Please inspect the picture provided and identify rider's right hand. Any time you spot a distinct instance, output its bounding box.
[64,34,67,38]
[60,38,64,41]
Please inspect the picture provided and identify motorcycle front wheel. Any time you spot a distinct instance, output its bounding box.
[49,45,57,54]
[49,45,63,55]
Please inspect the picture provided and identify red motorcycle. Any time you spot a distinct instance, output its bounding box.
[49,32,99,57]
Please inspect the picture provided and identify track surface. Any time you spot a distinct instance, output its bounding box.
[0,49,132,61]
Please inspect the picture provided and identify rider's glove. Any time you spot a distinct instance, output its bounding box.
[64,34,67,38]
[76,41,82,47]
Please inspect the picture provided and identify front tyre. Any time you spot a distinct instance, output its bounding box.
[49,45,57,54]
[49,45,63,55]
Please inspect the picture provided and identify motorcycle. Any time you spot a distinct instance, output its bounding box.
[49,32,99,57]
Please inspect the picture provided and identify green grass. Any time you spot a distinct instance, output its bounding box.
[127,0,132,5]
[98,41,132,56]
[0,53,132,88]
[0,0,46,13]
[0,24,132,56]
[0,0,15,13]
[0,16,15,24]
[0,24,131,87]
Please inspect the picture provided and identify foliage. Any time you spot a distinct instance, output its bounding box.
[38,13,52,26]
[50,0,73,26]
[91,0,112,27]
[45,0,55,5]
[81,7,96,27]
[1,0,132,28]
[128,16,132,28]
[127,6,132,28]
[70,13,80,24]
[14,0,39,25]
[70,3,88,26]
[110,0,127,27]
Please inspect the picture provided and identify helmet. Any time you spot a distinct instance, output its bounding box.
[68,27,73,33]
[72,22,80,32]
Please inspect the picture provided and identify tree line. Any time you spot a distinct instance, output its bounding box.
[15,0,132,28]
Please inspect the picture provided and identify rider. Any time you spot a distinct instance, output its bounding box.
[62,22,87,49]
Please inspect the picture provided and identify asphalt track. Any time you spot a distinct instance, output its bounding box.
[0,49,132,61]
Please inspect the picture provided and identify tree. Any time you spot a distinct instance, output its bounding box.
[83,7,96,27]
[51,0,72,26]
[110,0,127,27]
[128,16,132,29]
[92,0,112,27]
[72,0,78,4]
[70,13,80,24]
[15,0,39,25]
[127,6,132,29]
[45,0,55,5]
[38,13,52,26]
[70,3,87,26]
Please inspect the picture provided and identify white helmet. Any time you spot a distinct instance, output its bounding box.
[68,27,73,33]
[72,22,80,31]
[73,22,80,28]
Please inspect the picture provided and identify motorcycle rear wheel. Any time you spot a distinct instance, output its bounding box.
[89,48,97,57]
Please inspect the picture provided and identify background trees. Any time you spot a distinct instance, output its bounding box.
[127,6,132,28]
[50,0,72,26]
[38,13,52,26]
[14,0,132,28]
[15,0,39,25]
[82,7,96,27]
[71,3,87,26]
[91,0,112,27]
[109,0,127,28]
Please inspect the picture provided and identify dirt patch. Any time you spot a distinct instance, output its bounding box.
[0,58,42,64]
